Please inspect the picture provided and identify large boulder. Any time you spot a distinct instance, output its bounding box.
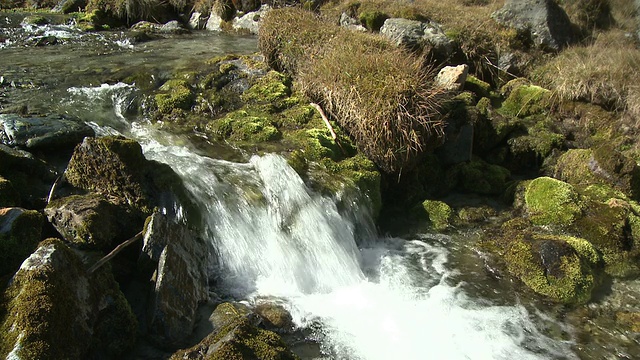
[170,302,299,360]
[0,114,94,150]
[0,144,57,209]
[492,0,577,51]
[0,176,19,208]
[0,239,137,359]
[523,177,584,226]
[136,212,209,348]
[45,193,141,251]
[0,207,43,277]
[232,4,271,34]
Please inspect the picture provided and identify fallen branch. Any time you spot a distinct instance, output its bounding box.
[47,174,65,204]
[88,231,144,274]
[310,102,347,155]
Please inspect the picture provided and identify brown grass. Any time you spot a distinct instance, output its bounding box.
[260,7,447,174]
[534,30,640,119]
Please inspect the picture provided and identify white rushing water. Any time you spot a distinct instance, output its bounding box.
[68,83,579,360]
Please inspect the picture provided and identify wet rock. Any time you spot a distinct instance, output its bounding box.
[492,0,577,51]
[448,158,511,195]
[53,0,87,14]
[420,200,453,231]
[0,239,137,359]
[45,193,140,251]
[189,11,208,30]
[380,18,454,58]
[435,65,469,92]
[0,113,94,150]
[0,207,43,277]
[21,15,49,26]
[131,20,189,35]
[206,12,224,31]
[503,233,598,304]
[254,302,295,333]
[0,144,57,209]
[171,302,299,360]
[139,211,209,348]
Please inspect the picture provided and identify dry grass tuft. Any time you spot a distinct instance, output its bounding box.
[534,30,640,120]
[260,7,447,174]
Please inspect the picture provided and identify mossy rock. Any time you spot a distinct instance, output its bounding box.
[464,75,491,99]
[0,208,43,277]
[616,311,640,332]
[241,70,292,106]
[507,118,565,159]
[455,205,498,225]
[554,146,640,200]
[499,80,552,118]
[524,177,584,226]
[0,176,19,207]
[170,302,299,360]
[359,10,389,31]
[254,303,294,332]
[421,200,453,231]
[207,110,281,143]
[45,194,140,251]
[504,233,597,304]
[155,79,195,114]
[0,239,136,359]
[21,15,49,26]
[448,158,511,195]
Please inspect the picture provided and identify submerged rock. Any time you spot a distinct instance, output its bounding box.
[171,302,299,360]
[0,239,137,359]
[492,0,577,51]
[0,113,94,150]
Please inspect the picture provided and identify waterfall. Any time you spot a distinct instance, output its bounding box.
[67,83,578,360]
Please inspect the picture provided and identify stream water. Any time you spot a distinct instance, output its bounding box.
[2,15,640,360]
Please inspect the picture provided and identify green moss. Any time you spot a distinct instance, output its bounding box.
[507,119,565,158]
[0,209,44,277]
[241,71,292,106]
[504,234,595,304]
[359,10,389,31]
[301,128,343,161]
[155,79,195,114]
[280,104,317,128]
[553,148,599,186]
[456,206,497,225]
[207,110,281,143]
[21,15,49,25]
[581,184,628,202]
[499,82,552,118]
[450,159,511,195]
[524,177,584,225]
[464,75,491,99]
[563,235,601,267]
[421,200,453,231]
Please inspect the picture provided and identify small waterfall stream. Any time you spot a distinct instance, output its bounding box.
[65,83,579,359]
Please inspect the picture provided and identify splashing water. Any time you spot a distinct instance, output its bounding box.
[68,83,579,360]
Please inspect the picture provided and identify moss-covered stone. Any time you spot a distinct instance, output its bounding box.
[359,10,389,31]
[0,176,19,207]
[524,177,584,226]
[448,158,511,195]
[504,234,596,304]
[499,81,552,118]
[616,311,640,332]
[155,79,195,114]
[21,15,49,25]
[421,200,453,231]
[207,110,281,143]
[464,75,491,99]
[507,118,565,159]
[455,205,498,225]
[0,239,136,359]
[0,208,43,277]
[241,70,292,106]
[170,302,299,360]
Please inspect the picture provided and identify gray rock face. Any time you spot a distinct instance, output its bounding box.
[340,12,367,32]
[436,64,469,91]
[492,0,576,51]
[0,207,43,276]
[380,18,454,56]
[206,12,223,31]
[0,113,94,149]
[232,4,271,34]
[189,11,208,30]
[141,211,209,347]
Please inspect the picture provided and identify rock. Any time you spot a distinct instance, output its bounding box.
[233,0,261,13]
[189,11,208,30]
[0,144,57,209]
[421,200,453,231]
[161,20,189,34]
[53,0,87,14]
[0,176,19,207]
[45,193,140,251]
[232,4,271,34]
[0,239,137,359]
[254,302,294,333]
[448,158,511,195]
[0,113,94,150]
[499,80,552,118]
[131,20,188,35]
[141,212,209,347]
[0,207,43,277]
[504,233,597,304]
[523,177,584,226]
[491,0,577,51]
[170,302,299,360]
[435,65,469,92]
[436,94,476,165]
[339,12,366,32]
[380,18,454,57]
[206,12,224,31]
[21,15,49,26]
[553,146,640,200]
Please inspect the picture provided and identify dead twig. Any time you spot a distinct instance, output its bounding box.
[88,231,144,274]
[310,102,347,155]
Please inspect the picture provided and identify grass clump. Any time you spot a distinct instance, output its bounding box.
[260,7,446,174]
